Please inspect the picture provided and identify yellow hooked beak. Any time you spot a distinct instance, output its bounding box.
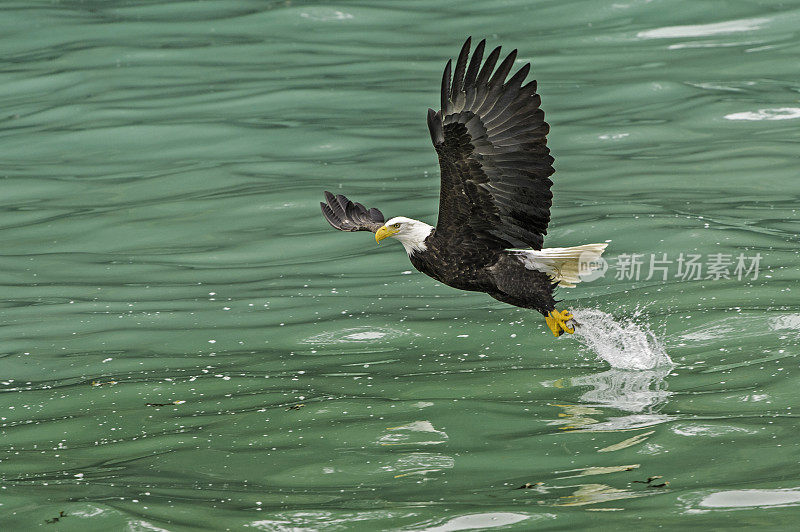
[375,225,398,243]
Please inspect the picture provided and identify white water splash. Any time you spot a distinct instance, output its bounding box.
[569,308,672,370]
[572,367,673,413]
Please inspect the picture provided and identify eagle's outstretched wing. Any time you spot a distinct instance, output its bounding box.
[427,37,554,250]
[320,191,385,233]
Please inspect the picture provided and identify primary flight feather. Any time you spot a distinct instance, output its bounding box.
[320,37,607,337]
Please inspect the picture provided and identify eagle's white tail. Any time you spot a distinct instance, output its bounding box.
[510,243,609,288]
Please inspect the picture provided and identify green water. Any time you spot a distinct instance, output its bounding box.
[2,0,800,530]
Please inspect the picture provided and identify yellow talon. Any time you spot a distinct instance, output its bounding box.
[545,309,575,337]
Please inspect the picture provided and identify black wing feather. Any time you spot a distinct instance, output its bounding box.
[440,60,452,115]
[320,191,385,233]
[476,46,501,87]
[462,39,485,109]
[451,37,471,98]
[428,37,555,250]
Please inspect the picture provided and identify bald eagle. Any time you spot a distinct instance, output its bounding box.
[320,38,607,337]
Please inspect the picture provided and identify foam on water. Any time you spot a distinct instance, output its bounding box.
[303,326,412,345]
[569,308,673,370]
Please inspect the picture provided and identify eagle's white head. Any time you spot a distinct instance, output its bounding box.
[375,216,434,255]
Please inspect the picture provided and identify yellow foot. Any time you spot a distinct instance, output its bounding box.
[545,309,575,337]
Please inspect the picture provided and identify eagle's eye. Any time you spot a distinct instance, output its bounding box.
[392,223,402,229]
